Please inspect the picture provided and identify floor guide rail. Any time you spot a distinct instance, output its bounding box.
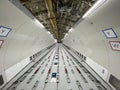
[2,44,113,90]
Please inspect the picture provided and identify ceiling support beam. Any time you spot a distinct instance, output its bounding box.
[45,0,59,40]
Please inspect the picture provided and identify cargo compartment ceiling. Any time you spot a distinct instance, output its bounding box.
[20,0,96,41]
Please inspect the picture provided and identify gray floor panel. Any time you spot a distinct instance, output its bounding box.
[2,44,112,90]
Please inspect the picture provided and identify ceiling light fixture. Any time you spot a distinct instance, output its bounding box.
[54,39,57,43]
[34,19,44,28]
[66,33,68,36]
[64,33,68,39]
[69,28,74,33]
[47,31,51,34]
[82,0,106,19]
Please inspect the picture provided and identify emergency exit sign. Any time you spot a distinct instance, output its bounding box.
[109,41,120,51]
[0,26,11,37]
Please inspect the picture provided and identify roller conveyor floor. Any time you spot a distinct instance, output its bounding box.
[1,44,113,90]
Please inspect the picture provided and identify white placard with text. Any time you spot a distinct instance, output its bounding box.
[102,28,117,38]
[0,26,11,37]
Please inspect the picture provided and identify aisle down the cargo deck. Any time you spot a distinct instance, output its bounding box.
[1,44,112,90]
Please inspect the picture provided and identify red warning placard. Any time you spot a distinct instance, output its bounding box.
[109,41,120,51]
[0,40,4,48]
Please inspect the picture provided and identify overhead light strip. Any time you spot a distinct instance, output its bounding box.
[82,0,106,18]
[34,19,44,28]
[69,28,74,33]
[47,31,51,34]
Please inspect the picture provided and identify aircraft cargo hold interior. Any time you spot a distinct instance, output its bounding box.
[0,0,120,90]
[1,44,112,90]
